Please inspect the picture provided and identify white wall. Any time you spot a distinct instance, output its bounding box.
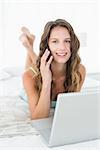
[0,0,99,73]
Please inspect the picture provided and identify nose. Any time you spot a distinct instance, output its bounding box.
[58,42,66,51]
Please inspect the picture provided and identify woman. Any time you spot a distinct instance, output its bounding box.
[20,19,86,120]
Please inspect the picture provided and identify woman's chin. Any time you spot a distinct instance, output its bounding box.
[53,56,70,64]
[53,59,68,64]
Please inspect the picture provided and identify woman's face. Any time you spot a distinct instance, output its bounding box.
[48,26,71,64]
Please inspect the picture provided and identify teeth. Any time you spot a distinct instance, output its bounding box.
[56,53,66,56]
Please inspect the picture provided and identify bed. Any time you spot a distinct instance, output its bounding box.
[0,67,100,149]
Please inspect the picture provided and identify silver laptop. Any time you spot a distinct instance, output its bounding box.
[31,91,100,147]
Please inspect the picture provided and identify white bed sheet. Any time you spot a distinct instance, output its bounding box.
[0,135,100,150]
[0,68,100,149]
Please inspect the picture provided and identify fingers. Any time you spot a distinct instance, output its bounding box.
[46,55,53,68]
[41,49,50,65]
[41,49,53,69]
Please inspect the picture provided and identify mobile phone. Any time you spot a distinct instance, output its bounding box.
[46,45,52,62]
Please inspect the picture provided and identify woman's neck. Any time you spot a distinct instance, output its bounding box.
[51,61,66,81]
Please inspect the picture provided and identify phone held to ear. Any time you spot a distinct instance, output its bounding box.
[46,46,52,62]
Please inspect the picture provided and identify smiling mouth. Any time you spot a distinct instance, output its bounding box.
[56,53,67,56]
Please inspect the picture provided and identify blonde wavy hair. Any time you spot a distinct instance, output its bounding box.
[32,19,82,94]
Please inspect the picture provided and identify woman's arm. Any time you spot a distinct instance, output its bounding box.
[23,71,51,119]
[23,49,53,120]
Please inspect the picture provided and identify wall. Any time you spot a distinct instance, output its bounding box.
[0,0,99,73]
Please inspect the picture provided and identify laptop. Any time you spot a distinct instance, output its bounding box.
[31,91,100,147]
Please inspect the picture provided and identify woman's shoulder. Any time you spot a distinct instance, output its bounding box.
[78,64,86,90]
[23,69,34,80]
[23,64,39,79]
[22,68,38,93]
[79,64,86,76]
[23,66,39,84]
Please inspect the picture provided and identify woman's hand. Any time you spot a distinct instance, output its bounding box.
[19,26,35,50]
[40,49,53,86]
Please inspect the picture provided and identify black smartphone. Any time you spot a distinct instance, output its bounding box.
[46,45,52,62]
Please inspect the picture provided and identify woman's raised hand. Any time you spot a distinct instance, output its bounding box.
[19,26,35,50]
[40,49,53,86]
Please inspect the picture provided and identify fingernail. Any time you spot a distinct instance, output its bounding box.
[45,49,48,52]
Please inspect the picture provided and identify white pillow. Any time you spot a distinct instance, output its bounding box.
[82,76,100,89]
[0,76,23,96]
[0,70,11,80]
[3,66,24,76]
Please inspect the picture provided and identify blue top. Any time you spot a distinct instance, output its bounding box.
[19,89,56,108]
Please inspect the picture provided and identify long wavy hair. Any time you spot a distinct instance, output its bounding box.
[33,19,82,95]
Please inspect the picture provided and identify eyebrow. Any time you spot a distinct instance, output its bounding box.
[50,37,71,40]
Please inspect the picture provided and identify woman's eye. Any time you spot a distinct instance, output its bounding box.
[52,41,57,43]
[65,40,70,43]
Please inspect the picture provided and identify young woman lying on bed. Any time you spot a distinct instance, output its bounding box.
[19,19,86,119]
